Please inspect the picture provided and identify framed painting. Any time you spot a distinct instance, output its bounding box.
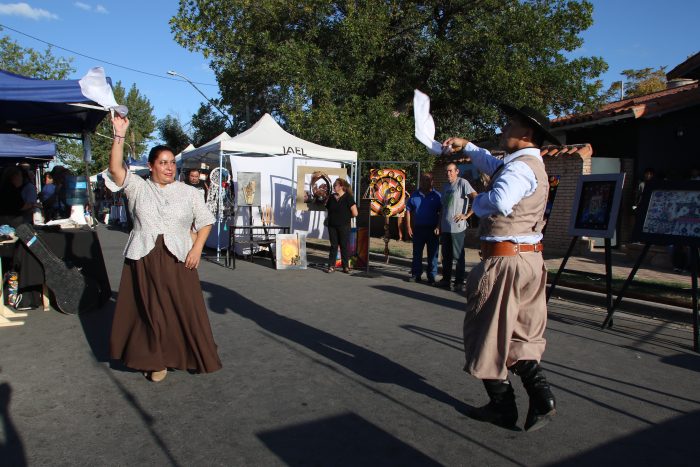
[276,233,307,269]
[296,166,350,211]
[236,172,261,206]
[633,180,700,247]
[369,168,407,217]
[568,173,625,238]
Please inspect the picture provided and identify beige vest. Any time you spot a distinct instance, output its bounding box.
[478,154,548,238]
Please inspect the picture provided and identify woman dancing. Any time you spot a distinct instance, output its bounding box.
[105,114,222,382]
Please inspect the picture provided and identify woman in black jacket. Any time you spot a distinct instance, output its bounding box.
[325,178,358,273]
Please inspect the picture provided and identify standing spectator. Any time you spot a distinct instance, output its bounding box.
[634,167,655,209]
[186,169,209,201]
[39,172,57,220]
[105,114,221,382]
[18,166,38,223]
[0,166,25,227]
[325,178,358,273]
[405,173,442,283]
[434,163,476,291]
[50,166,71,219]
[443,104,559,432]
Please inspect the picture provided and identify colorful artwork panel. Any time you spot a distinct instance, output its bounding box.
[568,173,625,238]
[642,190,700,237]
[369,168,407,217]
[275,233,307,269]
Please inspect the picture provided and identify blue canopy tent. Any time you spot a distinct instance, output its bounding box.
[0,69,107,135]
[1,68,117,221]
[0,133,55,163]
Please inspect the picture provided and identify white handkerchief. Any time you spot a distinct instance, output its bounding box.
[413,89,443,155]
[79,67,128,117]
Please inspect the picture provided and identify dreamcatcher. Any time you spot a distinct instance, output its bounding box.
[206,167,232,216]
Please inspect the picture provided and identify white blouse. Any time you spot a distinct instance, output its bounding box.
[103,166,215,262]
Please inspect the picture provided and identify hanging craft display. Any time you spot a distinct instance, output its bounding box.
[206,167,231,216]
[369,168,407,217]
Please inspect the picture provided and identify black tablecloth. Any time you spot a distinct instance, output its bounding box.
[12,227,111,309]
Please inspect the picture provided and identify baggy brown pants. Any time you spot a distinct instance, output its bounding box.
[463,251,547,380]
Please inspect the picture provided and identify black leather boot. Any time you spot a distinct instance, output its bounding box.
[511,360,556,432]
[469,379,518,429]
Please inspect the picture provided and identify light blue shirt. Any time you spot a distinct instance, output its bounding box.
[463,142,542,244]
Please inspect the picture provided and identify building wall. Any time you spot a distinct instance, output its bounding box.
[541,153,588,253]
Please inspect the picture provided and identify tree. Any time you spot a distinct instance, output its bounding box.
[604,67,667,101]
[157,115,191,154]
[0,27,74,79]
[190,103,230,146]
[171,0,607,169]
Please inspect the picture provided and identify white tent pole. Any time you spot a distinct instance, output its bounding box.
[217,149,223,261]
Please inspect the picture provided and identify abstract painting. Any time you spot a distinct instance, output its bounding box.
[369,168,407,217]
[275,233,307,269]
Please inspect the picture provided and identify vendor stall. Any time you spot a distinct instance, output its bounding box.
[179,114,358,254]
[0,134,55,163]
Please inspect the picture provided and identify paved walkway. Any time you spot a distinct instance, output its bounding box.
[364,237,692,286]
[1,226,699,465]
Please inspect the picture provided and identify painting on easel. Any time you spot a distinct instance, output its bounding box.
[237,172,261,206]
[633,180,700,247]
[569,173,625,238]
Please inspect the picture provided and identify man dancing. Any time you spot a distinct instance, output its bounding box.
[443,104,559,432]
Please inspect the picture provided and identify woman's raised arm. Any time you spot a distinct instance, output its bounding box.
[108,115,129,187]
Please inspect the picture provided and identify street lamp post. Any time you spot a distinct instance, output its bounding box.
[167,70,230,262]
[166,70,233,127]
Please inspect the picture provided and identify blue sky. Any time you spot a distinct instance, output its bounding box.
[1,0,699,135]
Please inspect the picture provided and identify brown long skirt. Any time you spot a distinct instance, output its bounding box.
[110,236,222,373]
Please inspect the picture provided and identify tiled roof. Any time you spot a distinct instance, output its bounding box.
[443,143,593,162]
[667,51,700,80]
[551,81,700,129]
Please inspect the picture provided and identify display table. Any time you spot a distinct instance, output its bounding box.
[226,224,290,269]
[12,226,111,311]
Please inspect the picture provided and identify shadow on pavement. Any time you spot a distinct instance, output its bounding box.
[660,353,700,373]
[257,412,442,466]
[548,409,700,466]
[77,293,116,363]
[371,285,465,311]
[0,382,26,467]
[201,281,466,411]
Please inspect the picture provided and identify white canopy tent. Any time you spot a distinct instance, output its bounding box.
[179,113,358,251]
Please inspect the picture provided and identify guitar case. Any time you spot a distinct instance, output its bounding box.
[15,224,101,315]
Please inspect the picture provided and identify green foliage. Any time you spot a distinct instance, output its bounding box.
[604,67,667,101]
[190,103,231,146]
[157,115,192,154]
[172,1,607,161]
[0,28,74,79]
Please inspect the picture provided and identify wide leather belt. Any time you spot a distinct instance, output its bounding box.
[480,241,543,259]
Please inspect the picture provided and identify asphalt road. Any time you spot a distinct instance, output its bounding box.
[1,225,699,466]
